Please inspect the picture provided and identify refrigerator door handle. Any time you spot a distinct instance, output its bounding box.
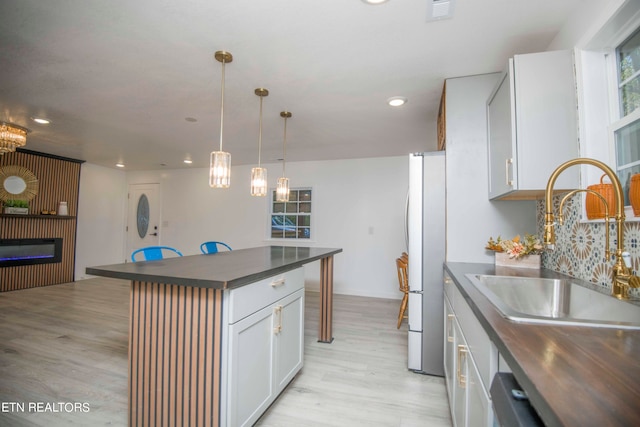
[409,290,423,294]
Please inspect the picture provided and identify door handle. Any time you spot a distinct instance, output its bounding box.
[148,232,158,236]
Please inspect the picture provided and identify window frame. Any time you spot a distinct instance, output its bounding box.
[267,187,314,241]
[607,24,640,208]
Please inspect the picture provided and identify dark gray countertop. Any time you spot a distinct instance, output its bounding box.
[86,245,342,289]
[444,262,640,427]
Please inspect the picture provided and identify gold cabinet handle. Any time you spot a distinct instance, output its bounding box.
[271,278,286,288]
[273,305,283,334]
[505,158,514,186]
[447,314,455,343]
[457,344,468,388]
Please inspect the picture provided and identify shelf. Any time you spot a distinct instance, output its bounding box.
[0,214,76,219]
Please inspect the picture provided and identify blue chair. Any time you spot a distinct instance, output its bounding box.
[200,241,232,254]
[131,246,183,262]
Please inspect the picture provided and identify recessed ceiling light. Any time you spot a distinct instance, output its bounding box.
[387,96,407,107]
[32,117,50,124]
[362,0,389,4]
[184,159,193,164]
[116,163,125,168]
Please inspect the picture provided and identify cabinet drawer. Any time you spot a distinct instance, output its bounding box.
[228,267,304,324]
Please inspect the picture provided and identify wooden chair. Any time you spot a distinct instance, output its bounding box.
[396,254,409,328]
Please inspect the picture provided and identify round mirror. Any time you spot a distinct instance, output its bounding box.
[4,175,27,195]
[0,165,39,201]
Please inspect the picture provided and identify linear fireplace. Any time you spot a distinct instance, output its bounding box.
[0,238,63,267]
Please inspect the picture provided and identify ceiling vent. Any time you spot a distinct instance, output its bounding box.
[427,0,456,21]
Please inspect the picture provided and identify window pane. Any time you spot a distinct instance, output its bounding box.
[298,228,310,239]
[271,215,285,238]
[299,202,311,213]
[299,215,310,227]
[273,202,285,213]
[620,165,640,205]
[285,215,297,226]
[619,29,640,116]
[299,190,312,201]
[615,118,640,167]
[285,202,298,213]
[289,190,299,201]
[621,76,640,116]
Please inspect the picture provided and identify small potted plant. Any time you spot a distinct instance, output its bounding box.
[3,199,29,215]
[486,234,543,268]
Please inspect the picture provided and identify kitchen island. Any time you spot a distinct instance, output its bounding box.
[86,245,341,427]
[444,262,640,427]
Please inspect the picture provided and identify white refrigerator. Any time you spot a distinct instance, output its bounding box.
[407,152,446,376]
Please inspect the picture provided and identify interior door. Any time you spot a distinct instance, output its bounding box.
[127,183,160,261]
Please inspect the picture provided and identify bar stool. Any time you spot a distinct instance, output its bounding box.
[396,253,409,328]
[131,246,183,262]
[200,241,232,254]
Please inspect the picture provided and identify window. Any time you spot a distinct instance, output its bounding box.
[613,26,640,205]
[270,188,312,239]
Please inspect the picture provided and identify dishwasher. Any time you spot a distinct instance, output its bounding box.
[491,373,544,427]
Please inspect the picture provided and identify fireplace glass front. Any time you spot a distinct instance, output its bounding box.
[0,238,63,267]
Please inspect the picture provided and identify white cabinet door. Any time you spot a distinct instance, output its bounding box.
[466,355,493,427]
[444,294,456,406]
[453,321,468,427]
[228,304,275,427]
[274,289,304,391]
[226,272,305,427]
[487,65,516,199]
[487,50,579,200]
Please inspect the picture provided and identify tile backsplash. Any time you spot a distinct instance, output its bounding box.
[537,196,640,297]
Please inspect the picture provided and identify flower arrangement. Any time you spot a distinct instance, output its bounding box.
[486,234,543,259]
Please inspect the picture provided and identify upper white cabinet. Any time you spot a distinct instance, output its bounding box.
[487,50,579,200]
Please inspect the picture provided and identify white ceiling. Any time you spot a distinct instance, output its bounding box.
[0,0,582,171]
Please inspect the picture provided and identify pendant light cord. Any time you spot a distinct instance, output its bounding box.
[219,59,226,152]
[258,95,263,168]
[282,116,287,176]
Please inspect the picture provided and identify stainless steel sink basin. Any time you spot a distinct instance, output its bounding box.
[465,274,640,330]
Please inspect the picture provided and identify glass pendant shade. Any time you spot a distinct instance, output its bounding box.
[209,150,231,188]
[250,167,268,196]
[209,50,233,189]
[251,88,269,196]
[276,177,290,202]
[0,122,28,155]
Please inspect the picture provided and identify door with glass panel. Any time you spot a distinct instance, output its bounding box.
[126,183,160,261]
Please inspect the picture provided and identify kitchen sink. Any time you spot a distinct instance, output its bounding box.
[464,274,640,330]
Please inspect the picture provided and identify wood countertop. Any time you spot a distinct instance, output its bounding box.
[86,245,342,289]
[444,262,640,427]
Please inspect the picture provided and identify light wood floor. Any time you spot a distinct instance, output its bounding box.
[0,278,452,426]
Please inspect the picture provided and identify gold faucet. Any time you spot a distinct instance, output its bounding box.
[545,157,640,300]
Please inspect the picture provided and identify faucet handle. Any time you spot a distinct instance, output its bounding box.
[622,251,632,269]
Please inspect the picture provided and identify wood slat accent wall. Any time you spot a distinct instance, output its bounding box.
[0,150,82,291]
[130,281,223,427]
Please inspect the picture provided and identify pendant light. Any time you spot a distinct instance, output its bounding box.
[209,51,233,188]
[276,111,292,202]
[250,88,269,196]
[0,122,28,155]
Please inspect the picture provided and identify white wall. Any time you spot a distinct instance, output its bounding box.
[120,156,409,299]
[75,163,127,279]
[445,74,538,263]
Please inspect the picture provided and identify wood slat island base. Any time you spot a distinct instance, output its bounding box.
[87,246,342,427]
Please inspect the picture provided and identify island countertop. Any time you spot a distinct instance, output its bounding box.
[444,262,640,427]
[86,245,342,290]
